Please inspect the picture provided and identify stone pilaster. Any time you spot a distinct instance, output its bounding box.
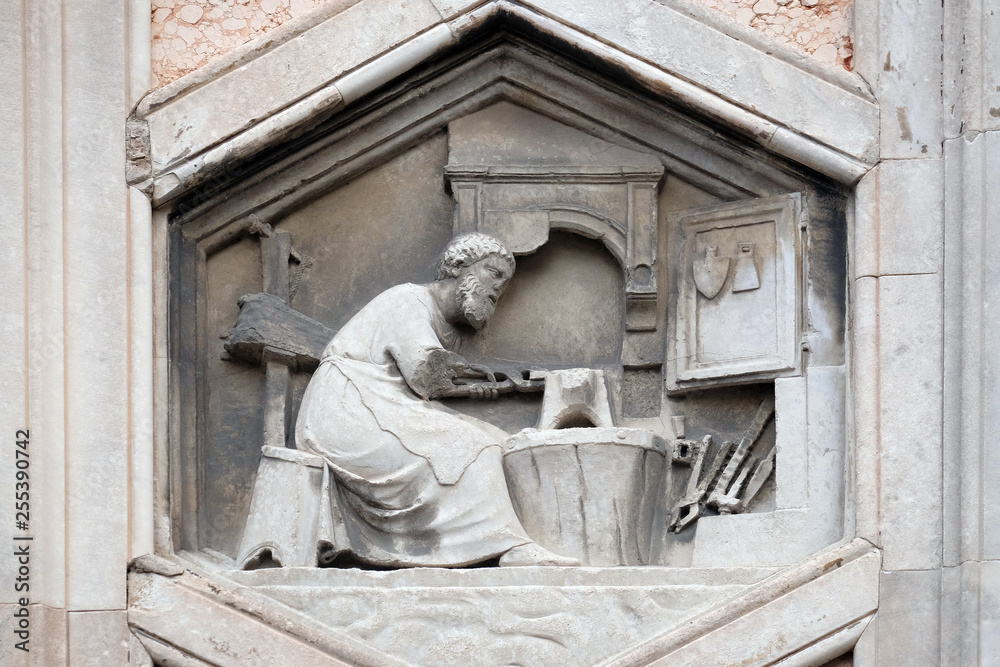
[0,1,152,664]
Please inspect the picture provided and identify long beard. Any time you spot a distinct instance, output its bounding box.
[456,274,496,330]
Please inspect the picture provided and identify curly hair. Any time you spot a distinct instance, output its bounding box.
[436,233,515,280]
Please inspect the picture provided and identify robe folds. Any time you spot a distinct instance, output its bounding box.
[295,283,530,566]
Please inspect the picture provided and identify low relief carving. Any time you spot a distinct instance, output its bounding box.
[294,233,586,568]
[232,228,790,570]
[732,242,761,293]
[505,368,667,566]
[155,32,851,666]
[668,192,805,391]
[693,245,729,299]
[235,234,679,569]
[227,114,810,572]
[668,398,775,532]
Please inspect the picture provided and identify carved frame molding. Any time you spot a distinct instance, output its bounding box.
[135,0,876,663]
[445,164,665,331]
[127,540,879,666]
[128,0,877,205]
[669,192,806,391]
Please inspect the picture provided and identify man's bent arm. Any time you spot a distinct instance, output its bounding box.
[402,348,497,400]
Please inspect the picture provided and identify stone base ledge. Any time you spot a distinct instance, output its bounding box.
[223,563,781,589]
[126,540,877,666]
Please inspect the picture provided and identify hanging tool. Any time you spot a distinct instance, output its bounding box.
[706,396,775,513]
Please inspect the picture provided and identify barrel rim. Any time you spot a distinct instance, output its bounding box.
[502,426,667,456]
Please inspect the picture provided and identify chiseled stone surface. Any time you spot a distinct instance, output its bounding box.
[22,0,73,614]
[851,276,879,544]
[982,560,1000,663]
[144,9,860,662]
[877,274,944,571]
[137,0,877,210]
[521,0,875,160]
[669,193,803,390]
[855,159,945,278]
[642,549,878,666]
[875,569,943,666]
[942,0,1000,137]
[150,0,853,86]
[144,0,445,179]
[503,427,668,566]
[151,0,330,86]
[774,376,807,509]
[690,368,843,568]
[64,0,132,612]
[68,610,130,667]
[7,0,1000,660]
[0,0,27,614]
[0,604,69,666]
[692,0,853,69]
[805,366,847,533]
[290,233,587,569]
[939,560,998,665]
[872,0,944,158]
[228,566,776,667]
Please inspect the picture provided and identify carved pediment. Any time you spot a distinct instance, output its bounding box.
[130,0,877,206]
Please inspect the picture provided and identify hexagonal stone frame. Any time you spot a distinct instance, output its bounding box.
[127,1,881,664]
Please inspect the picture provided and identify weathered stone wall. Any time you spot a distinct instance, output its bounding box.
[697,0,853,68]
[151,0,853,86]
[151,0,328,86]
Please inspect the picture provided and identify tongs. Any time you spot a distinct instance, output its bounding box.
[445,370,545,397]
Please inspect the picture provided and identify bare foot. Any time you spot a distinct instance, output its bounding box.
[498,542,580,567]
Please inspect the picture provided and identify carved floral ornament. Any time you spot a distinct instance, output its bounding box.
[129,1,879,665]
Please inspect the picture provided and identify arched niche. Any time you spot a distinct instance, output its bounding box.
[446,101,661,332]
[450,231,626,433]
[462,230,626,368]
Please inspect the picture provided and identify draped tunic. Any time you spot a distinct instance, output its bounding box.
[295,283,530,566]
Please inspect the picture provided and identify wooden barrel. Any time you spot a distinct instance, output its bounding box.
[502,427,669,566]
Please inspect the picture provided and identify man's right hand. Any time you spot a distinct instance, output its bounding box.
[451,361,497,384]
[449,359,502,399]
[408,349,501,400]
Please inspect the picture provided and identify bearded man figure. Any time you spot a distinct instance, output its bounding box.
[295,233,578,567]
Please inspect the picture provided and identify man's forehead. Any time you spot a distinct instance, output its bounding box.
[477,254,514,272]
